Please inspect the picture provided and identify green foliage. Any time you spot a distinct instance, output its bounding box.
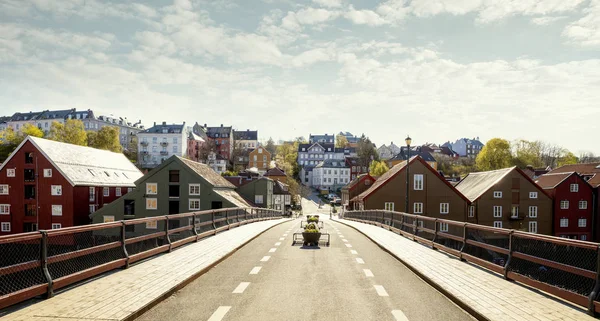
[87,126,121,152]
[369,160,389,176]
[304,222,319,233]
[21,123,45,139]
[512,139,543,169]
[221,170,238,177]
[48,119,87,146]
[124,135,138,162]
[276,141,300,178]
[356,134,379,168]
[557,151,578,167]
[265,137,276,157]
[0,125,44,160]
[475,138,513,171]
[335,135,348,148]
[307,215,319,223]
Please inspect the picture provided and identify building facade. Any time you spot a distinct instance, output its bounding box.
[341,174,375,211]
[205,125,233,161]
[137,122,189,169]
[187,131,205,162]
[456,167,553,234]
[264,167,287,184]
[535,172,594,240]
[233,130,258,151]
[377,142,401,160]
[237,177,274,209]
[309,134,335,144]
[312,159,351,191]
[444,138,484,158]
[0,137,142,235]
[345,157,369,181]
[248,147,271,172]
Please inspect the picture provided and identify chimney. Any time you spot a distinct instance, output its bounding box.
[153,122,156,126]
[247,129,249,131]
[220,124,223,127]
[204,123,207,128]
[526,165,534,170]
[162,121,166,125]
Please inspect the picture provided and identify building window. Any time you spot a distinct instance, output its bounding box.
[0,204,10,215]
[152,137,157,143]
[189,199,200,210]
[52,205,62,216]
[1,222,11,232]
[51,185,62,196]
[0,185,8,195]
[384,202,394,211]
[560,218,568,227]
[528,206,537,218]
[263,155,267,162]
[7,169,15,177]
[439,222,448,232]
[103,216,115,223]
[146,183,158,194]
[528,221,537,234]
[570,184,579,192]
[146,198,157,210]
[255,195,264,204]
[493,221,502,228]
[493,191,502,198]
[414,174,423,190]
[103,187,110,197]
[579,201,588,209]
[414,202,423,214]
[493,206,502,218]
[440,203,449,214]
[560,200,569,209]
[468,206,475,217]
[89,187,95,201]
[116,188,122,197]
[189,184,200,195]
[529,192,538,199]
[89,205,96,214]
[169,170,180,183]
[258,148,263,154]
[146,221,157,229]
[173,146,177,153]
[579,218,587,228]
[51,223,61,229]
[173,137,178,144]
[44,169,52,177]
[128,187,133,193]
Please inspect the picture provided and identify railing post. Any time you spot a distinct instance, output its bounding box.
[504,230,514,280]
[399,213,404,234]
[121,222,130,268]
[588,244,600,316]
[432,218,438,249]
[212,210,217,235]
[192,213,199,241]
[459,223,467,261]
[226,210,231,230]
[245,208,249,222]
[40,230,54,299]
[413,216,418,241]
[165,216,173,252]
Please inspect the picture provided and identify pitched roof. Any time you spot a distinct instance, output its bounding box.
[177,157,235,188]
[315,159,348,168]
[549,162,600,188]
[205,126,232,137]
[0,137,143,187]
[214,189,251,207]
[535,172,576,189]
[273,181,290,194]
[455,167,515,201]
[389,149,436,163]
[141,122,185,134]
[264,167,286,177]
[233,130,258,140]
[342,173,374,192]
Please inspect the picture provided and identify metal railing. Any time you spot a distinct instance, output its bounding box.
[343,210,600,316]
[0,207,281,310]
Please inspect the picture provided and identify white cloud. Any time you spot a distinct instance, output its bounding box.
[313,0,343,8]
[344,6,387,26]
[563,0,600,47]
[530,16,569,25]
[291,48,336,67]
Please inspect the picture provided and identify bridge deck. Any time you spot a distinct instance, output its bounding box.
[338,218,596,321]
[0,219,286,321]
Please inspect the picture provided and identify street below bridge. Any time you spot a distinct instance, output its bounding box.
[136,198,473,321]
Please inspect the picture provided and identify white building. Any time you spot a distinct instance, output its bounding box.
[233,129,258,151]
[138,122,189,168]
[297,142,356,187]
[312,159,351,191]
[206,152,228,175]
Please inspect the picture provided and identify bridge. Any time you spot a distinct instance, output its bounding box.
[0,198,598,321]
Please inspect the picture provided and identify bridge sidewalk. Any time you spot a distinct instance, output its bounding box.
[0,219,287,321]
[337,218,596,321]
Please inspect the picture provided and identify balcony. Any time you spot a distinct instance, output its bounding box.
[25,205,36,217]
[160,151,169,155]
[160,142,169,147]
[140,151,148,155]
[24,169,35,182]
[509,214,525,221]
[140,141,149,146]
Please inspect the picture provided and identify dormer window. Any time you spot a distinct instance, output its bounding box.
[215,134,219,137]
[162,128,168,133]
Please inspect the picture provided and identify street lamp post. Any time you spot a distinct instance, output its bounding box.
[405,135,412,213]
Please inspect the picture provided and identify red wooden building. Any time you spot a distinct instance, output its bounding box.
[0,137,143,235]
[535,172,594,241]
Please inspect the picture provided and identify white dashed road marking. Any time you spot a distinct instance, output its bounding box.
[279,238,284,241]
[207,306,231,321]
[283,234,288,237]
[363,269,374,277]
[342,239,348,243]
[356,258,365,264]
[233,282,250,294]
[275,242,281,246]
[269,248,277,253]
[249,267,262,275]
[260,256,271,262]
[392,310,410,321]
[345,244,353,248]
[374,285,389,297]
[350,250,358,255]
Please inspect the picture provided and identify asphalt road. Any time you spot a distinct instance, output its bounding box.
[136,200,474,321]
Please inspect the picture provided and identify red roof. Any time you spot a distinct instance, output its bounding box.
[549,162,600,187]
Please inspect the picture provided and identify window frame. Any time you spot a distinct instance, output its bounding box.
[439,203,449,214]
[579,218,587,228]
[528,206,538,218]
[255,195,264,204]
[0,204,10,215]
[51,223,62,230]
[116,188,122,197]
[1,222,11,232]
[146,198,157,210]
[413,202,423,214]
[468,205,475,217]
[529,192,538,199]
[493,221,502,228]
[528,221,538,234]
[146,221,157,229]
[493,206,502,218]
[560,200,569,209]
[570,184,579,192]
[189,199,201,211]
[413,174,424,190]
[43,169,52,177]
[51,185,62,196]
[579,200,588,210]
[6,169,15,177]
[439,222,449,232]
[189,184,201,195]
[103,187,110,197]
[0,185,8,195]
[146,183,158,195]
[560,218,569,227]
[51,205,62,216]
[493,191,502,198]
[384,202,394,212]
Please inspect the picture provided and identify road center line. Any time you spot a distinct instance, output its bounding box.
[207,306,231,321]
[340,235,344,238]
[342,239,348,242]
[392,310,409,321]
[269,248,277,253]
[374,285,389,297]
[356,258,365,264]
[279,238,284,241]
[232,282,250,294]
[249,267,262,275]
[350,250,358,255]
[345,244,352,248]
[363,269,374,277]
[260,256,271,262]
[275,242,281,246]
[283,234,288,236]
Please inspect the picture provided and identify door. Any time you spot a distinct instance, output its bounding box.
[211,201,223,209]
[169,201,179,215]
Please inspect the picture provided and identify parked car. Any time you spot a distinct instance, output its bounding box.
[327,193,337,200]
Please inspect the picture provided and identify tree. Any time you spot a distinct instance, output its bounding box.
[336,135,349,148]
[579,152,599,163]
[475,138,513,171]
[0,124,44,161]
[276,141,300,179]
[87,126,121,152]
[48,119,87,146]
[512,139,543,169]
[221,170,238,177]
[356,134,379,168]
[265,137,276,157]
[557,151,578,167]
[369,160,389,176]
[124,135,138,162]
[198,139,217,162]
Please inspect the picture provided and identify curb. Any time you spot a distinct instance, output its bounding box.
[124,218,292,321]
[331,218,490,321]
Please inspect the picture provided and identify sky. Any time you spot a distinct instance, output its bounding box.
[1,0,599,154]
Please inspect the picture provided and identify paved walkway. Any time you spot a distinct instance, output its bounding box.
[337,218,596,321]
[0,219,287,321]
